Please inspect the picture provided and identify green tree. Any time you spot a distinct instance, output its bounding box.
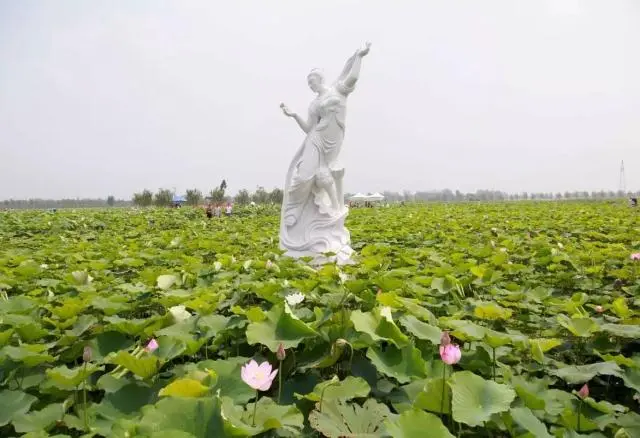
[133,189,153,207]
[185,189,203,206]
[107,196,115,207]
[154,189,173,207]
[251,186,269,204]
[235,189,251,205]
[210,179,227,203]
[269,188,284,204]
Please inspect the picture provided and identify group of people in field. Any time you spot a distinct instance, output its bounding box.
[204,202,233,219]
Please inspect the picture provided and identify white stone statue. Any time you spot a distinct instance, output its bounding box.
[279,42,371,265]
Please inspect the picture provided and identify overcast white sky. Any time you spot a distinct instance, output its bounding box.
[1,0,638,199]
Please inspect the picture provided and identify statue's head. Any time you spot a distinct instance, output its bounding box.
[307,69,325,93]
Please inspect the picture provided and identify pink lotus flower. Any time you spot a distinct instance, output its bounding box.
[439,344,462,365]
[145,338,159,353]
[578,383,589,399]
[595,305,604,313]
[631,253,640,261]
[241,359,278,391]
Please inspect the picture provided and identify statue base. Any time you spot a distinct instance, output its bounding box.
[283,245,356,266]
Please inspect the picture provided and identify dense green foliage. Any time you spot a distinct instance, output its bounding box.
[0,202,638,437]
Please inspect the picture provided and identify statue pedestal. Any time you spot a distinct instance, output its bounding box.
[283,245,356,266]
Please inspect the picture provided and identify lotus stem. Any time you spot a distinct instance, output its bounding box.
[319,380,338,413]
[82,361,88,431]
[252,390,258,427]
[577,399,583,432]
[492,347,496,381]
[278,361,283,404]
[440,364,447,419]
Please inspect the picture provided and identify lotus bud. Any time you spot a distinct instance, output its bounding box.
[276,343,286,361]
[83,346,92,362]
[578,383,589,399]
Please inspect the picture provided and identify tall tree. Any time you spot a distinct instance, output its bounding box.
[133,189,153,207]
[185,189,203,206]
[269,188,284,204]
[154,189,173,207]
[235,189,251,205]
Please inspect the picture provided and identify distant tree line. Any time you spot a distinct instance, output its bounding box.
[130,181,284,207]
[375,189,640,203]
[2,186,638,210]
[1,196,129,210]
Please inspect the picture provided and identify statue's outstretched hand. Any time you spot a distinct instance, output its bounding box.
[280,103,295,117]
[357,42,371,57]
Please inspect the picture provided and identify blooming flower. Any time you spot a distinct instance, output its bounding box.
[595,305,604,313]
[578,383,589,399]
[285,292,305,306]
[439,344,462,365]
[241,359,278,391]
[631,253,640,261]
[145,338,159,353]
[168,305,192,323]
[266,260,273,270]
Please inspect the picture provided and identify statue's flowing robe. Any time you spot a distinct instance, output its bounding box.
[279,79,356,257]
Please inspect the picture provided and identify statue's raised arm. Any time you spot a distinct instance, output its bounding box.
[335,42,371,94]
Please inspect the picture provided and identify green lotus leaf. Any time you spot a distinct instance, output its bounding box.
[108,351,161,379]
[366,343,427,383]
[43,363,103,390]
[1,344,55,367]
[449,371,516,427]
[510,406,552,438]
[557,315,599,337]
[385,409,453,438]
[351,308,409,347]
[399,315,442,344]
[551,361,623,384]
[246,303,318,352]
[413,377,451,414]
[159,378,209,398]
[137,395,234,437]
[0,390,38,426]
[12,403,66,434]
[309,398,393,438]
[298,376,370,403]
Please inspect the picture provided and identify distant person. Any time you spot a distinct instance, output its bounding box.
[215,205,222,217]
[225,203,233,216]
[205,204,213,218]
[630,197,638,207]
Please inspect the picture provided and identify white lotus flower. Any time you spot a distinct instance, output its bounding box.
[168,305,192,323]
[285,292,305,306]
[213,261,222,271]
[40,263,48,269]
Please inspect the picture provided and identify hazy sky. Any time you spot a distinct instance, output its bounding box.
[1,0,638,199]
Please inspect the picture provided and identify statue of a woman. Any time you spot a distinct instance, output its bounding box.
[279,42,371,264]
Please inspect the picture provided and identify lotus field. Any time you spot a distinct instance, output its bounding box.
[1,202,639,437]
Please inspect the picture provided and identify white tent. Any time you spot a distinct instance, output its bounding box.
[349,193,368,201]
[367,192,385,201]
